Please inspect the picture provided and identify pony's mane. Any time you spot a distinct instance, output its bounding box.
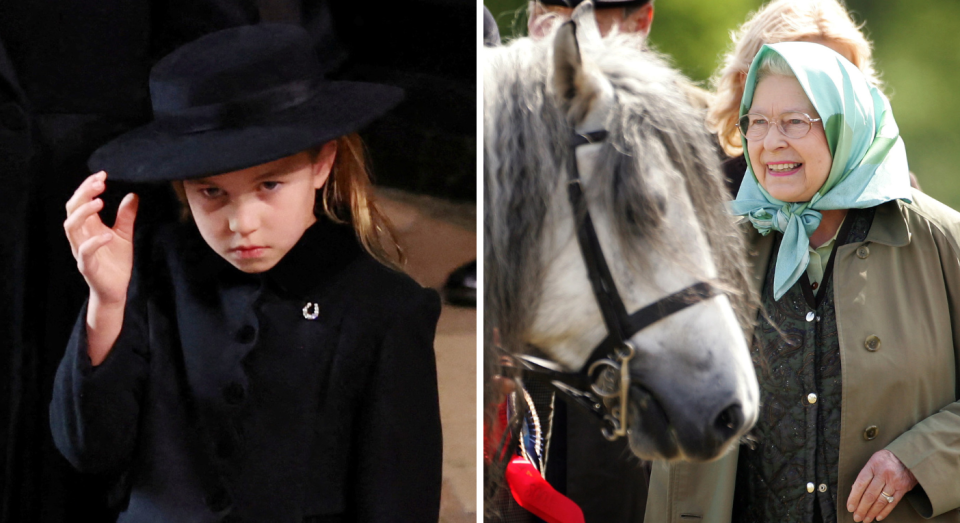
[484,31,753,353]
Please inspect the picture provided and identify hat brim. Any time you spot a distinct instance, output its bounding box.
[89,81,403,182]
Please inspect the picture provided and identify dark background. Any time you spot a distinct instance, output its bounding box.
[322,1,476,201]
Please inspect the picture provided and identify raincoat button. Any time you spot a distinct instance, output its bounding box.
[864,425,879,440]
[807,482,815,493]
[805,311,815,322]
[857,245,870,259]
[864,335,881,352]
[807,393,818,404]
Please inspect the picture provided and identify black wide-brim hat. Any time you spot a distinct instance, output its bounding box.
[89,24,403,182]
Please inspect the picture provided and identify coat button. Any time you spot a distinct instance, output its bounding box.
[864,335,881,352]
[223,382,246,405]
[805,311,815,322]
[807,482,815,493]
[0,102,27,131]
[864,425,879,440]
[205,487,232,512]
[235,325,256,344]
[818,483,827,493]
[857,245,870,259]
[807,393,818,404]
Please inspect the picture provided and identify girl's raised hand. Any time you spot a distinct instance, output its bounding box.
[64,172,139,307]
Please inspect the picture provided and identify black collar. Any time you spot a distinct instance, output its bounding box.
[262,217,362,299]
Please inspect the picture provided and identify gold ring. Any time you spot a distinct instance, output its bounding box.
[880,492,895,503]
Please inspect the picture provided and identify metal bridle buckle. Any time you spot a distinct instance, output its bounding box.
[586,340,636,441]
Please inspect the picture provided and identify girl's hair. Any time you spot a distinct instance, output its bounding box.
[172,133,403,269]
[708,0,879,156]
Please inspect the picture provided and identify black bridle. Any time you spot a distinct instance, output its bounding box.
[502,128,719,441]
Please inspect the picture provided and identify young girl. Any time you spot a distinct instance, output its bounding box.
[51,24,442,522]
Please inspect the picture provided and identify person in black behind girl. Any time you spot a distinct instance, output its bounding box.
[51,24,442,522]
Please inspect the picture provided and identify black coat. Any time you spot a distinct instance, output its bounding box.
[50,218,443,522]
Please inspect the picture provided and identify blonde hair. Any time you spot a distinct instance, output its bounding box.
[172,133,403,270]
[707,0,879,156]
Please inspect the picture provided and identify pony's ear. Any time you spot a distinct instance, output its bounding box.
[570,0,602,45]
[553,20,602,126]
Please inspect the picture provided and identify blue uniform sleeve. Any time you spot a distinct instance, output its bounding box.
[354,287,443,522]
[49,290,150,475]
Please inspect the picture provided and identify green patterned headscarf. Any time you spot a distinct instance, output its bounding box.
[729,42,912,300]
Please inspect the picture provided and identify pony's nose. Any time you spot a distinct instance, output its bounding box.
[675,401,746,461]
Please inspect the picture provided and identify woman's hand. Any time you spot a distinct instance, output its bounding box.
[847,449,918,522]
[64,171,138,306]
[64,172,138,365]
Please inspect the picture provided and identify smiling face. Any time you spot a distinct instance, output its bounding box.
[182,142,337,273]
[747,74,832,202]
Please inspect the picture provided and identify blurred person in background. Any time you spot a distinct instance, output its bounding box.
[527,0,716,112]
[527,0,654,39]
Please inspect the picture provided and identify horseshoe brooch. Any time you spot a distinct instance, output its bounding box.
[302,302,319,320]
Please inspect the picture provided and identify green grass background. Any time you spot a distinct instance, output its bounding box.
[485,0,960,209]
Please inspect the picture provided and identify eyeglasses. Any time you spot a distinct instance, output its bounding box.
[736,112,822,140]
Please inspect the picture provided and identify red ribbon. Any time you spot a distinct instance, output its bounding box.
[505,456,585,523]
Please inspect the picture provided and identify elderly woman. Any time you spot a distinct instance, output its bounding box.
[707,0,883,195]
[645,42,960,523]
